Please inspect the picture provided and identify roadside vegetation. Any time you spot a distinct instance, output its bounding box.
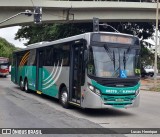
[150,86,160,92]
[149,79,160,92]
[141,78,160,92]
[0,37,17,62]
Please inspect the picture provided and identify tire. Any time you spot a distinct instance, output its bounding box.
[24,79,30,93]
[141,74,145,78]
[20,79,24,91]
[60,87,69,108]
[150,74,154,77]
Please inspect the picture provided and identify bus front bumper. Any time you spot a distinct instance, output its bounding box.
[82,90,140,109]
[102,93,140,109]
[0,72,9,76]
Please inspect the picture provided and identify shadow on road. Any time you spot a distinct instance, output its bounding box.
[80,108,133,117]
[13,86,134,118]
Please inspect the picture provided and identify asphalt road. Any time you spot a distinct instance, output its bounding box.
[0,76,160,137]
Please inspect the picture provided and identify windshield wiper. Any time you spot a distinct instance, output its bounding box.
[104,44,115,70]
[123,46,132,70]
[125,46,131,60]
[113,50,115,70]
[123,51,126,70]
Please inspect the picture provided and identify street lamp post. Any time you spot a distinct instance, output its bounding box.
[154,0,159,88]
[0,7,42,25]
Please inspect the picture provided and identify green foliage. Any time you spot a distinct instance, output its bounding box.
[15,22,154,45]
[15,23,93,45]
[141,41,154,65]
[0,37,17,62]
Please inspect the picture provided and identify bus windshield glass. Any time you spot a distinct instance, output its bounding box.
[0,64,8,69]
[87,45,140,78]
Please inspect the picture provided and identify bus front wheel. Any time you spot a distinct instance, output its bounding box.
[60,87,69,108]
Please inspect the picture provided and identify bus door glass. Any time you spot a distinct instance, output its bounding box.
[70,40,86,103]
[36,50,44,91]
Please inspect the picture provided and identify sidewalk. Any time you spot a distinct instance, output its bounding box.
[140,78,160,91]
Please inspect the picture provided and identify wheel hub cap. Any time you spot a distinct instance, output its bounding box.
[62,92,67,104]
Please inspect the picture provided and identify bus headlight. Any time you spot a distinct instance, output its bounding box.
[88,83,101,96]
[88,84,94,91]
[135,89,140,96]
[95,89,101,96]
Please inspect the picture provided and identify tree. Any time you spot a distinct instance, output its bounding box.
[0,37,17,62]
[15,22,154,45]
[15,23,92,45]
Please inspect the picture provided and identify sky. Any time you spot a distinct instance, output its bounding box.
[0,26,27,48]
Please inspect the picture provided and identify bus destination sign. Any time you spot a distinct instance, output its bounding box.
[100,35,133,44]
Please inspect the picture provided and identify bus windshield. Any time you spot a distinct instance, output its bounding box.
[0,64,8,69]
[87,45,140,78]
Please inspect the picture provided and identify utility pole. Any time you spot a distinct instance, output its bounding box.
[154,0,159,88]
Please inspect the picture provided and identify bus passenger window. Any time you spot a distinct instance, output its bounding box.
[45,47,53,66]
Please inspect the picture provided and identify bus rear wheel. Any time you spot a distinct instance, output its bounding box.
[20,79,24,91]
[24,79,29,93]
[60,87,69,108]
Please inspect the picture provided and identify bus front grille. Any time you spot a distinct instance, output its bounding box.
[102,94,136,105]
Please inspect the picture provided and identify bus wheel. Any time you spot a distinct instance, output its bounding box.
[24,79,29,93]
[60,87,69,108]
[20,79,24,91]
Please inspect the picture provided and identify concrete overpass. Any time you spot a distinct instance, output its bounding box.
[0,0,159,28]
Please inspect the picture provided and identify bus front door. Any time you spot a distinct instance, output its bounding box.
[70,41,85,104]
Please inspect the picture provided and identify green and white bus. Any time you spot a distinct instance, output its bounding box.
[11,32,141,109]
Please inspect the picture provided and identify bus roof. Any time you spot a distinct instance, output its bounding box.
[14,32,138,53]
[0,57,9,60]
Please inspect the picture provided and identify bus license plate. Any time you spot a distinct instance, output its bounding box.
[115,99,124,102]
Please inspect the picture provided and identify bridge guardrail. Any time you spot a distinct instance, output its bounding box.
[58,0,155,2]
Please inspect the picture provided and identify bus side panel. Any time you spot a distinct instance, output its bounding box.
[18,66,27,85]
[11,66,16,84]
[38,67,43,91]
[27,66,36,91]
[40,66,59,98]
[16,66,36,91]
[56,67,70,96]
[40,66,69,98]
